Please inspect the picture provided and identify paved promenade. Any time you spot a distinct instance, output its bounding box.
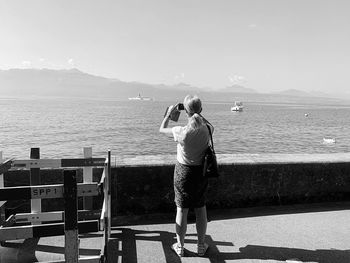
[1,202,349,262]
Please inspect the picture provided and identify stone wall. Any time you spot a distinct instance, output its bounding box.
[112,153,350,217]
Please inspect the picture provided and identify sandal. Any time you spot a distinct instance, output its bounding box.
[171,243,184,257]
[197,243,209,256]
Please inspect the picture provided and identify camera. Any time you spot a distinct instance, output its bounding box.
[164,103,184,122]
[177,103,184,111]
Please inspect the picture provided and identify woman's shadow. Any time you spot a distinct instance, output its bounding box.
[237,245,350,263]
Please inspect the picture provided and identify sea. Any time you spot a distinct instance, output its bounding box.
[1,97,350,160]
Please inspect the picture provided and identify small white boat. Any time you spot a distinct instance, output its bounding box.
[128,93,153,101]
[323,138,336,144]
[231,101,243,112]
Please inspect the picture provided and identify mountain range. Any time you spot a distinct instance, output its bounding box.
[0,68,347,104]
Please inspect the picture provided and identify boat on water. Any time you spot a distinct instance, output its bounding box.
[128,93,153,101]
[323,137,336,144]
[231,101,243,112]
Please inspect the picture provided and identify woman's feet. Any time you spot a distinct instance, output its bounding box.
[171,242,209,257]
[171,243,184,257]
[197,243,209,256]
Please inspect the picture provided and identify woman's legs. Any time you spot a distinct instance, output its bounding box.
[194,206,207,245]
[175,207,189,246]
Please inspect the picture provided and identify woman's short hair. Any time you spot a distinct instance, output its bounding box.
[184,95,202,116]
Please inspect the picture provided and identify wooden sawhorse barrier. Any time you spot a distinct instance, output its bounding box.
[0,150,112,263]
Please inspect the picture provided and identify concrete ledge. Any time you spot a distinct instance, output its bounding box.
[116,153,350,166]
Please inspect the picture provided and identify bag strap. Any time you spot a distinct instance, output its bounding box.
[206,124,215,152]
[199,114,215,152]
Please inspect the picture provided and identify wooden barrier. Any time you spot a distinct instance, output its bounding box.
[0,154,13,226]
[0,151,3,187]
[64,170,79,262]
[83,147,93,211]
[0,151,5,225]
[30,148,41,218]
[0,148,112,263]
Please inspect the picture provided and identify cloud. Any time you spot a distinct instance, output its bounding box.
[36,58,61,69]
[174,72,185,81]
[37,58,47,68]
[67,58,75,67]
[22,60,32,67]
[248,24,257,28]
[228,75,246,83]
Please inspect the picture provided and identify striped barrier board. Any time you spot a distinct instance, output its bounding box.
[100,197,106,231]
[12,158,106,169]
[62,158,106,167]
[0,183,100,201]
[99,169,106,229]
[12,210,102,224]
[0,220,99,241]
[0,154,5,223]
[107,150,112,239]
[101,150,112,259]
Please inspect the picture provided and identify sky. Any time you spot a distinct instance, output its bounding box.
[1,0,350,93]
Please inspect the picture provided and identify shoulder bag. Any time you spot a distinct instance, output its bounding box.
[203,123,220,178]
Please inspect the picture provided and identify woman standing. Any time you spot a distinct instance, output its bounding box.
[159,94,213,257]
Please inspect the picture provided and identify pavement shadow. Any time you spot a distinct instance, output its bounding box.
[108,227,350,263]
[109,227,234,263]
[1,236,101,262]
[109,228,181,263]
[2,238,39,262]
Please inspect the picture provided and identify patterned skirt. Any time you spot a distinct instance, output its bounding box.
[173,162,208,208]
